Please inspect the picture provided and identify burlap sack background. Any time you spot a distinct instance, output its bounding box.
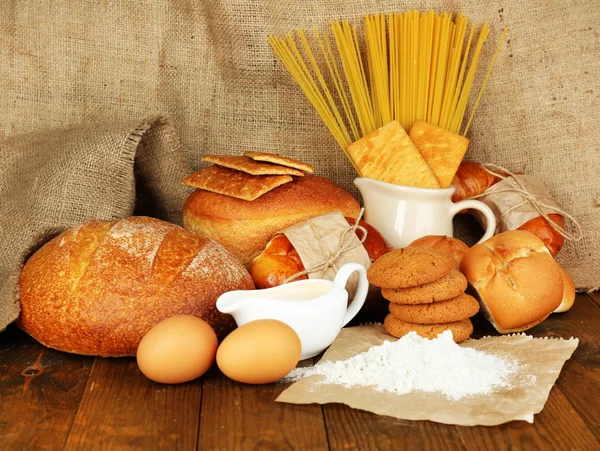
[1,0,598,289]
[0,116,191,331]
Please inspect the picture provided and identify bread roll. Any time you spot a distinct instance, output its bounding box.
[18,217,254,357]
[555,264,576,313]
[183,174,361,265]
[250,218,392,289]
[460,230,563,333]
[408,235,469,268]
[451,161,565,256]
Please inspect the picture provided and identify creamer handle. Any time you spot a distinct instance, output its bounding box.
[449,199,497,244]
[333,263,369,327]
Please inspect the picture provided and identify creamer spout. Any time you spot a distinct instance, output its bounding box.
[216,290,250,314]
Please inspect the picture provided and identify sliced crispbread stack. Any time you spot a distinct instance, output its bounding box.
[182,151,313,201]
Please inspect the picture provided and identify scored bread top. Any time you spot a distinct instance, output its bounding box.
[184,174,360,221]
[460,230,563,332]
[18,216,254,357]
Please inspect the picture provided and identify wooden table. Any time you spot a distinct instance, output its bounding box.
[1,292,599,450]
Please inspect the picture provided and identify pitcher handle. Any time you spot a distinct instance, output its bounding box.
[449,200,497,244]
[333,263,369,327]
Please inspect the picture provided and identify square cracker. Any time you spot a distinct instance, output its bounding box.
[409,120,470,188]
[182,165,292,201]
[346,121,440,188]
[244,151,314,174]
[202,155,304,176]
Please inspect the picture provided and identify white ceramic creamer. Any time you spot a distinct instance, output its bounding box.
[354,177,496,248]
[216,263,368,360]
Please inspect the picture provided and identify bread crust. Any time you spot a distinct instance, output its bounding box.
[18,217,254,357]
[250,218,392,289]
[183,175,361,265]
[451,161,565,256]
[554,264,576,313]
[460,230,563,333]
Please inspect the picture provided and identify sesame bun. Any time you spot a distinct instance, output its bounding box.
[460,230,563,333]
[183,175,361,265]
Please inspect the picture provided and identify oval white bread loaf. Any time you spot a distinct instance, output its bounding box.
[183,174,361,266]
[18,216,254,357]
[460,230,563,333]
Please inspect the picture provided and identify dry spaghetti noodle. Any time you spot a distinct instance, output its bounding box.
[269,11,507,153]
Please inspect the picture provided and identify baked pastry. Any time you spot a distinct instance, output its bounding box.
[384,315,473,343]
[451,161,565,256]
[408,235,469,268]
[183,174,360,265]
[555,264,576,313]
[460,230,563,333]
[388,293,479,324]
[381,270,467,304]
[367,247,455,289]
[18,217,255,357]
[250,218,392,289]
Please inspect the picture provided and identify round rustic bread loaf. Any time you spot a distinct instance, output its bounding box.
[183,174,361,266]
[18,216,254,357]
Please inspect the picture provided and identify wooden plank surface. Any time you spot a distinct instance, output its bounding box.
[455,293,600,451]
[323,404,465,451]
[199,359,329,451]
[549,293,600,443]
[1,294,599,450]
[0,325,93,450]
[64,357,202,450]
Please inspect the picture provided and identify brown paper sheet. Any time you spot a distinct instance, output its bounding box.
[277,325,578,426]
[474,174,564,233]
[282,211,371,298]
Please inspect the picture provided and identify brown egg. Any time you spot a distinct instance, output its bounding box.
[216,319,301,384]
[136,315,218,384]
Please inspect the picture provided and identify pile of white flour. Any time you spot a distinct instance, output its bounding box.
[287,331,531,400]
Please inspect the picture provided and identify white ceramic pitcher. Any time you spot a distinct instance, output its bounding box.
[354,178,496,248]
[216,263,368,360]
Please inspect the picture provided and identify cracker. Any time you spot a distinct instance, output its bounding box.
[182,165,292,201]
[202,155,304,176]
[346,120,440,189]
[409,120,469,188]
[244,151,314,174]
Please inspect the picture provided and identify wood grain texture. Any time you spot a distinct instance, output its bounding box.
[456,386,599,451]
[0,326,93,450]
[1,292,598,450]
[457,293,600,450]
[64,357,201,450]
[323,404,465,451]
[199,359,329,451]
[549,293,600,443]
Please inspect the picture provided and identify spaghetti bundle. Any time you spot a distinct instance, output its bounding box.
[268,11,507,156]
